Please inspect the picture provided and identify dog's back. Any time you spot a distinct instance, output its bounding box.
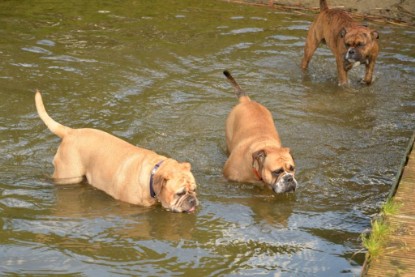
[223,71,280,152]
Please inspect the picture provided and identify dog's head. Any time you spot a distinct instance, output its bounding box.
[252,147,297,194]
[340,26,379,68]
[153,160,199,213]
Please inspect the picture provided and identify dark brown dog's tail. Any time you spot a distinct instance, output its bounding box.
[223,70,247,99]
[35,90,70,139]
[320,0,328,11]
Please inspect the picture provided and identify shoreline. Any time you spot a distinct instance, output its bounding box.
[225,0,415,26]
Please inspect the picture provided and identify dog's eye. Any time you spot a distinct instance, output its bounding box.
[357,42,365,47]
[289,165,295,172]
[345,43,351,48]
[272,168,284,176]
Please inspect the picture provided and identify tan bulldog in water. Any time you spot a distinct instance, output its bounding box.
[35,90,198,212]
[223,71,297,193]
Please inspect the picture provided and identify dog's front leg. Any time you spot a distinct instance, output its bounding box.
[363,59,376,85]
[336,57,349,86]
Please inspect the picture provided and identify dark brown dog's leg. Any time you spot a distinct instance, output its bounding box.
[363,60,376,84]
[363,31,379,85]
[336,56,348,85]
[301,32,319,70]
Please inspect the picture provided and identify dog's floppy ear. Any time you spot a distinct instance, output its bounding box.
[371,30,379,40]
[282,147,294,158]
[153,175,167,197]
[340,27,347,38]
[288,148,295,160]
[180,162,191,171]
[252,150,267,178]
[252,149,267,165]
[285,147,296,163]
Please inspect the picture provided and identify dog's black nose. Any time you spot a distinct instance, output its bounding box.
[188,198,196,206]
[348,48,355,55]
[284,174,293,183]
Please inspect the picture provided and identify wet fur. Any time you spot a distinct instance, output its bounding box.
[301,0,379,85]
[222,71,297,193]
[35,90,198,212]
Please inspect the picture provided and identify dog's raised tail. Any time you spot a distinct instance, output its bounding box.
[35,90,70,139]
[223,70,247,99]
[320,0,328,11]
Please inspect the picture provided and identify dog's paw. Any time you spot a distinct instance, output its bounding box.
[360,75,376,85]
[337,80,350,87]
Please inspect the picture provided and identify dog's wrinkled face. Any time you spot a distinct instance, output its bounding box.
[253,147,297,194]
[340,26,379,68]
[154,162,198,213]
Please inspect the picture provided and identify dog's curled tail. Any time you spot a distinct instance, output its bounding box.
[223,70,247,99]
[320,0,328,11]
[35,90,70,139]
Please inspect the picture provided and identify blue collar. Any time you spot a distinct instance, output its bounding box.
[150,160,164,198]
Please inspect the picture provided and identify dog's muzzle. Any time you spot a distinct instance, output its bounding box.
[272,172,297,194]
[345,47,357,61]
[171,193,199,213]
[345,47,365,65]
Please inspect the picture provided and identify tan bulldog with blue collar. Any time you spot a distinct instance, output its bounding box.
[35,90,198,212]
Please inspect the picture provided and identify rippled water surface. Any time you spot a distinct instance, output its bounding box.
[1,0,414,275]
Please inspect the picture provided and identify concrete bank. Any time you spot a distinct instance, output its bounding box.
[225,0,415,25]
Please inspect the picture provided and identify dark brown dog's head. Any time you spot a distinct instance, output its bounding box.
[340,26,379,69]
[252,147,297,194]
[153,160,199,213]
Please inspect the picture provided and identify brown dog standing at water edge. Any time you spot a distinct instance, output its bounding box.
[301,0,379,85]
[223,71,297,193]
[35,90,198,213]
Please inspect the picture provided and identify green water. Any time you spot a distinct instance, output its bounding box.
[1,0,414,275]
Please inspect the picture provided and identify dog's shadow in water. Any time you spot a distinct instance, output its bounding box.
[50,182,197,241]
[220,181,296,227]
